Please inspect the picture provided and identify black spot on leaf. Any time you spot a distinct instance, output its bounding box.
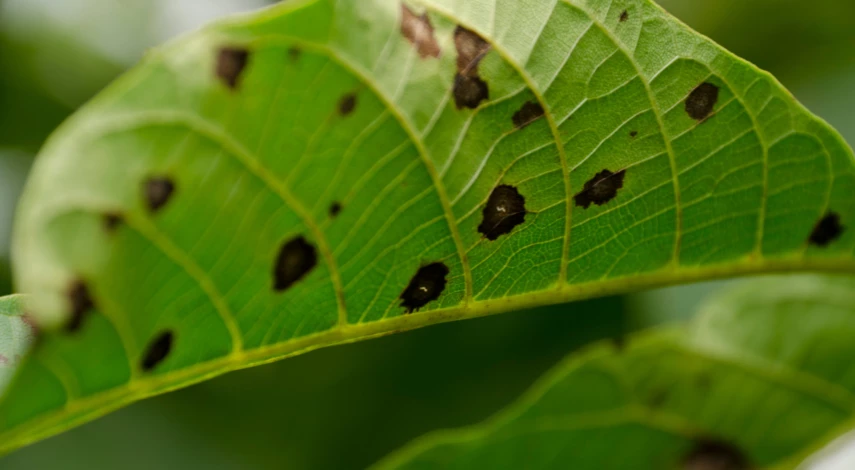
[142,331,174,372]
[686,82,719,121]
[273,236,318,291]
[288,46,301,62]
[453,74,489,110]
[809,212,845,247]
[216,47,249,90]
[683,439,749,470]
[144,176,175,213]
[630,130,638,138]
[620,10,629,22]
[453,26,491,109]
[400,4,441,59]
[103,212,123,232]
[574,169,627,209]
[512,101,545,129]
[478,185,527,241]
[339,93,357,116]
[65,280,94,333]
[329,202,342,218]
[400,262,449,313]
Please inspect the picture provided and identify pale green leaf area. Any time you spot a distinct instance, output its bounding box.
[377,275,855,469]
[2,0,855,453]
[0,295,34,396]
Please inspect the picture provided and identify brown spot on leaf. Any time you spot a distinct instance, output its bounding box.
[103,212,123,232]
[683,439,749,470]
[630,130,638,138]
[809,212,845,247]
[574,169,626,209]
[478,185,527,241]
[400,262,449,313]
[400,4,441,59]
[620,10,629,22]
[65,280,94,333]
[453,26,491,109]
[288,47,301,62]
[512,101,545,129]
[273,236,318,291]
[329,202,342,218]
[686,82,719,121]
[216,47,249,90]
[339,93,357,116]
[142,331,174,372]
[144,176,175,213]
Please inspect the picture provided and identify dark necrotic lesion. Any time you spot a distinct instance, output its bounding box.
[142,331,174,372]
[512,101,544,129]
[143,176,175,213]
[809,212,845,247]
[685,82,719,121]
[478,185,527,241]
[682,438,749,470]
[452,26,491,109]
[574,169,626,209]
[65,280,94,333]
[273,236,318,292]
[216,47,250,90]
[399,262,449,313]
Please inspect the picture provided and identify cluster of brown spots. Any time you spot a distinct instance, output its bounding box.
[512,101,545,129]
[620,10,629,22]
[142,331,174,372]
[65,280,94,333]
[338,93,357,116]
[686,82,720,121]
[103,212,123,232]
[216,47,250,90]
[144,176,175,213]
[329,202,343,218]
[683,439,749,470]
[273,236,318,291]
[453,26,491,109]
[809,212,845,247]
[399,262,449,313]
[400,4,441,59]
[574,169,627,209]
[478,185,527,241]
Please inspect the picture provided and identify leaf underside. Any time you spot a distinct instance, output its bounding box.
[3,0,855,452]
[376,275,855,469]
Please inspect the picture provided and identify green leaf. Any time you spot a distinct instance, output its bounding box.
[0,295,35,396]
[4,0,855,452]
[375,275,855,469]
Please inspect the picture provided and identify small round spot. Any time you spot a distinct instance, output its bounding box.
[144,176,175,213]
[339,93,357,116]
[103,212,123,232]
[619,10,629,22]
[329,202,342,218]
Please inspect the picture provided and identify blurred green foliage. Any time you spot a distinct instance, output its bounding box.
[0,0,853,468]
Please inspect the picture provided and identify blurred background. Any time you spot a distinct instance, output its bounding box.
[0,0,853,468]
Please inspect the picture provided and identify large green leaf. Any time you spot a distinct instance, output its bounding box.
[376,275,855,469]
[3,0,854,452]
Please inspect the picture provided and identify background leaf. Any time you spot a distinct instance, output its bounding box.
[3,0,855,453]
[377,275,855,469]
